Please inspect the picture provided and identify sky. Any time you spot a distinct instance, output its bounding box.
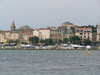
[0,0,100,30]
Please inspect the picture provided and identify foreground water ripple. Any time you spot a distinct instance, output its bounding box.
[0,50,100,75]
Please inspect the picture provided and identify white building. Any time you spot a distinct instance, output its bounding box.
[33,28,50,40]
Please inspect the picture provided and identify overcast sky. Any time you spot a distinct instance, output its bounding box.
[0,0,100,30]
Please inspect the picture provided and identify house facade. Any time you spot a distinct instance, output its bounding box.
[22,30,33,43]
[75,27,92,41]
[92,33,97,41]
[33,28,50,40]
[62,21,75,29]
[97,24,100,41]
[0,31,20,43]
[50,26,73,41]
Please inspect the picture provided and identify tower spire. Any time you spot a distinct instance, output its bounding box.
[11,21,16,31]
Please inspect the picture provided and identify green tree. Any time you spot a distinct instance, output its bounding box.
[40,40,45,43]
[8,40,15,45]
[71,27,75,35]
[40,38,54,45]
[8,40,15,43]
[7,40,18,45]
[29,36,39,44]
[92,41,99,46]
[15,39,20,44]
[79,25,97,33]
[69,36,81,44]
[21,42,27,45]
[29,37,34,44]
[63,38,69,44]
[83,39,92,46]
[47,38,54,45]
[58,39,62,44]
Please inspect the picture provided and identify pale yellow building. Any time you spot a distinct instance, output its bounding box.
[0,21,20,43]
[75,27,92,41]
[0,31,20,43]
[62,21,75,29]
[10,33,20,40]
[0,33,7,42]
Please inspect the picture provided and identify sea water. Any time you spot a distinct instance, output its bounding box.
[0,50,100,75]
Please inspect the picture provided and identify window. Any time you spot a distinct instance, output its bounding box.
[88,33,89,35]
[84,36,86,38]
[80,33,83,35]
[77,30,79,32]
[84,33,86,35]
[84,30,86,32]
[24,35,27,37]
[80,30,83,32]
[88,36,89,39]
[81,36,82,38]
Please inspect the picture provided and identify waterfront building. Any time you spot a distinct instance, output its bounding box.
[92,33,97,41]
[58,26,73,39]
[0,31,20,43]
[0,21,34,44]
[33,28,50,40]
[17,25,33,31]
[22,30,33,43]
[50,27,58,41]
[0,31,7,42]
[50,26,73,42]
[75,27,92,41]
[97,24,100,41]
[0,21,20,43]
[62,21,75,29]
[16,25,34,43]
[10,32,20,40]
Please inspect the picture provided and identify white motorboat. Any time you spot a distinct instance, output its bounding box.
[20,44,35,48]
[71,44,86,49]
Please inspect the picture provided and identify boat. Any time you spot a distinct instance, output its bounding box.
[71,44,86,49]
[86,45,91,49]
[60,44,74,49]
[20,44,35,48]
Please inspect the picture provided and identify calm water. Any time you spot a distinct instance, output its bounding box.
[0,50,100,75]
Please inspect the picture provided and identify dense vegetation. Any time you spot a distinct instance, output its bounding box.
[78,25,97,33]
[29,36,39,44]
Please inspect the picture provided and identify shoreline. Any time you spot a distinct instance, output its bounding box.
[0,48,100,50]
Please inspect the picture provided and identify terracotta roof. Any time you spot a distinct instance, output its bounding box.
[75,27,92,30]
[3,31,7,32]
[36,28,50,30]
[19,37,22,39]
[51,34,58,36]
[22,30,30,34]
[97,33,100,35]
[4,38,9,39]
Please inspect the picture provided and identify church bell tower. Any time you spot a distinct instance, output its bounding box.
[11,21,16,31]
